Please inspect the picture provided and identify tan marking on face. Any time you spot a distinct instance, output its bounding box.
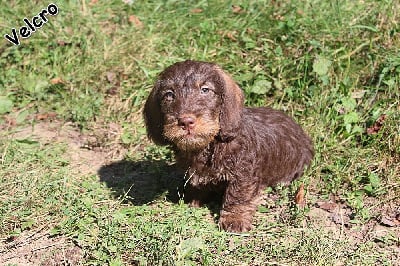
[163,115,220,151]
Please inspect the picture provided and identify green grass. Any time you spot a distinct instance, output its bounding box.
[1,0,399,265]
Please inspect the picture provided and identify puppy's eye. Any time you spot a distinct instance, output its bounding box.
[200,85,210,94]
[163,90,175,101]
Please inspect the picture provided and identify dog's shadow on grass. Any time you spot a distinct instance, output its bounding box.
[97,159,184,205]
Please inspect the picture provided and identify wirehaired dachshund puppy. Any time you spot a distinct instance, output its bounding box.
[144,60,314,232]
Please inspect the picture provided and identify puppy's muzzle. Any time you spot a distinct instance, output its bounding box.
[178,114,196,132]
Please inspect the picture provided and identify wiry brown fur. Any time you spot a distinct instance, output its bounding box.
[144,60,314,232]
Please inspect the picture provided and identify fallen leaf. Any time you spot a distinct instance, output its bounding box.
[106,71,116,83]
[35,112,57,121]
[57,40,71,46]
[295,183,306,207]
[380,216,400,227]
[50,77,64,85]
[129,15,143,28]
[232,5,243,14]
[366,114,386,135]
[274,14,285,21]
[316,201,337,212]
[225,32,237,41]
[120,73,128,80]
[191,8,203,13]
[246,28,254,34]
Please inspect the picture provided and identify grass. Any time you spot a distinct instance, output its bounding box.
[1,0,399,265]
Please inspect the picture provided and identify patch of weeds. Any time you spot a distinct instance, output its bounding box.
[335,95,364,137]
[0,139,70,237]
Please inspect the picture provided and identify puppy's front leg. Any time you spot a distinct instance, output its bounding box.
[184,184,210,207]
[219,181,260,232]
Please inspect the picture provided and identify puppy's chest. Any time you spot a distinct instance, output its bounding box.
[186,164,230,186]
[178,148,234,186]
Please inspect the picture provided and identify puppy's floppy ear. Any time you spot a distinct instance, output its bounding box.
[215,67,244,141]
[143,84,168,145]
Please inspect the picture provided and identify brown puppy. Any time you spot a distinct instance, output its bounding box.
[144,60,314,232]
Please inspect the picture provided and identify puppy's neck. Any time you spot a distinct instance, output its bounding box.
[174,141,216,169]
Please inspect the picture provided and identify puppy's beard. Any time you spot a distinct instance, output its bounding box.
[163,117,220,151]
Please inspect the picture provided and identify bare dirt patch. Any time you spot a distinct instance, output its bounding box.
[254,187,400,263]
[1,227,83,266]
[11,120,126,175]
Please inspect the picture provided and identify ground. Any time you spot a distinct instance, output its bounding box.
[1,121,398,265]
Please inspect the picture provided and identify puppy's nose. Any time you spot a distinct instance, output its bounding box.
[178,115,196,130]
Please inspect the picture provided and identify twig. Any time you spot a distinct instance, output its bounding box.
[337,36,380,60]
[2,225,48,250]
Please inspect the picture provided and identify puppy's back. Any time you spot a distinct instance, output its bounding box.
[239,107,314,186]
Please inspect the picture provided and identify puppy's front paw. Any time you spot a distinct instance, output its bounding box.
[219,211,252,233]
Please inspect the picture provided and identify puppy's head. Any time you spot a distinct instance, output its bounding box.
[144,60,244,151]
